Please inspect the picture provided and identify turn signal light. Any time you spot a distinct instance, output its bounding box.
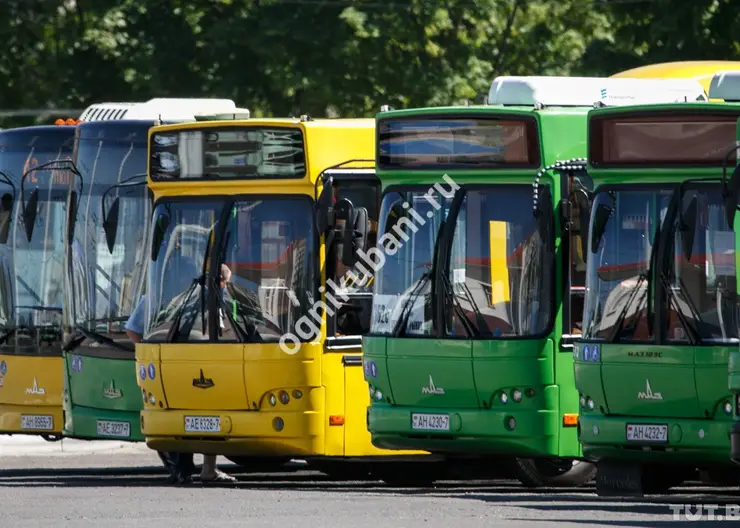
[54,118,81,125]
[329,415,345,426]
[563,413,579,427]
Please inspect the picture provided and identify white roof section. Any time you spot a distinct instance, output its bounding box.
[79,98,237,122]
[708,71,740,101]
[487,76,707,107]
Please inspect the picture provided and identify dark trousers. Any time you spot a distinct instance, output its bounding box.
[158,451,196,477]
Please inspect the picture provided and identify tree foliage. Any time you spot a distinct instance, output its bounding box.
[0,0,736,126]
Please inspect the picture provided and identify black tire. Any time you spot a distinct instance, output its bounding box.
[373,463,441,488]
[225,456,291,473]
[515,457,596,488]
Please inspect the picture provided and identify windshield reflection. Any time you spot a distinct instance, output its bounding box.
[0,127,75,351]
[144,198,317,343]
[68,122,150,344]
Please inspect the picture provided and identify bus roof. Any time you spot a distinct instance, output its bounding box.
[611,60,740,92]
[78,98,238,122]
[708,71,740,102]
[487,76,706,107]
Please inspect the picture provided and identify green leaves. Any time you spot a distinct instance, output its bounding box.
[0,0,737,126]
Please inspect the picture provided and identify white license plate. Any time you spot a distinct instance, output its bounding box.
[96,420,131,438]
[184,416,220,433]
[626,424,668,442]
[20,415,53,431]
[411,413,449,431]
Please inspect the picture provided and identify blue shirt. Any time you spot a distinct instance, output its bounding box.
[125,295,146,335]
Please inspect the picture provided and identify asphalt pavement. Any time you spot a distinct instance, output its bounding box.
[2,449,739,527]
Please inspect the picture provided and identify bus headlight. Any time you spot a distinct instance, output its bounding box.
[500,392,508,404]
[374,390,383,402]
[512,389,522,403]
[279,391,290,405]
[268,394,277,407]
[723,400,733,415]
[586,398,595,410]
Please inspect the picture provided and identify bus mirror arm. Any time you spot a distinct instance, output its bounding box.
[560,333,581,350]
[0,191,13,244]
[21,188,39,243]
[342,207,368,267]
[723,164,740,229]
[315,175,334,234]
[102,197,121,254]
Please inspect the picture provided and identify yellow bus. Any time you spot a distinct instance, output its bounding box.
[136,113,431,483]
[611,60,740,96]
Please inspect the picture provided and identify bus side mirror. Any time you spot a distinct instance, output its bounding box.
[0,193,13,244]
[342,206,368,266]
[590,203,612,254]
[724,165,740,229]
[150,214,170,261]
[680,195,698,262]
[22,188,39,243]
[315,176,334,234]
[103,197,121,254]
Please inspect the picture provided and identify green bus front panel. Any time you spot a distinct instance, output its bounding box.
[63,354,143,441]
[365,335,580,457]
[576,343,734,464]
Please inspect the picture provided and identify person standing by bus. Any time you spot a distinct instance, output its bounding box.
[125,267,237,485]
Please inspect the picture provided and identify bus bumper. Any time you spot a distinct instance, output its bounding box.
[367,404,558,456]
[141,408,324,456]
[579,415,732,464]
[63,405,143,442]
[730,422,740,464]
[0,404,63,436]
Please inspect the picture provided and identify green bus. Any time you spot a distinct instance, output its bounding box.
[576,71,740,495]
[62,98,238,442]
[362,75,707,487]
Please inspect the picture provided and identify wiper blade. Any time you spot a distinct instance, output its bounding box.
[64,325,134,353]
[607,273,648,343]
[658,272,701,345]
[392,270,431,337]
[165,279,201,343]
[439,272,478,338]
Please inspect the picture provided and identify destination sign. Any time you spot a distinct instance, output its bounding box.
[377,116,540,169]
[589,112,739,166]
[149,126,306,180]
[22,155,74,186]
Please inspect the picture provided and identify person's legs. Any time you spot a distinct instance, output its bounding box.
[172,452,196,485]
[200,454,236,483]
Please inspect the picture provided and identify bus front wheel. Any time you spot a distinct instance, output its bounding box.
[514,457,596,488]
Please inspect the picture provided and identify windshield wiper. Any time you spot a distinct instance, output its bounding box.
[607,272,649,343]
[392,270,432,337]
[657,272,701,345]
[64,325,134,353]
[438,272,478,338]
[165,278,202,343]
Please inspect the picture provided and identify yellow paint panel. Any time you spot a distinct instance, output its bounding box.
[489,221,510,304]
[0,354,63,407]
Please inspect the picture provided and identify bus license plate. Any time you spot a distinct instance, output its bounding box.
[411,413,449,431]
[20,415,53,431]
[184,416,220,433]
[96,420,131,438]
[626,424,668,442]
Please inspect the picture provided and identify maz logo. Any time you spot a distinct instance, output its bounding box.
[637,379,663,400]
[26,377,46,395]
[421,375,445,395]
[192,370,214,389]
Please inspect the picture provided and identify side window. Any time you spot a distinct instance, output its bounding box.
[328,179,379,337]
[569,174,590,336]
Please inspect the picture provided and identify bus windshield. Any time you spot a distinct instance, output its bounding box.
[581,185,736,344]
[145,198,317,343]
[444,186,553,338]
[68,123,150,339]
[0,130,74,349]
[583,188,670,342]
